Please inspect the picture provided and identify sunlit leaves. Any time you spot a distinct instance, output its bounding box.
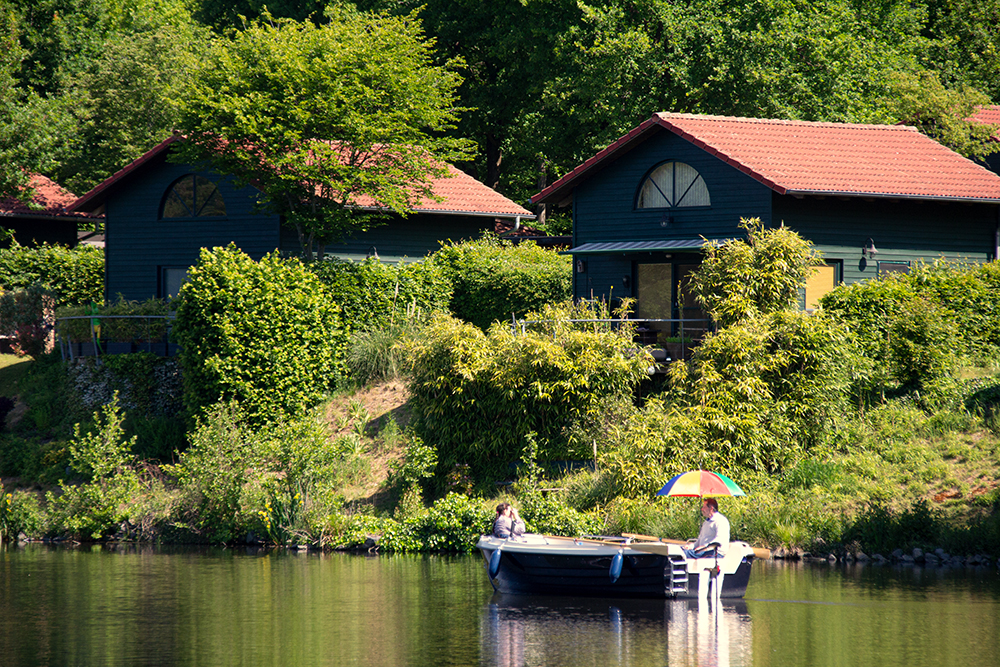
[175,9,472,259]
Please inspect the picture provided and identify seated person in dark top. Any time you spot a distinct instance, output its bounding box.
[493,502,525,539]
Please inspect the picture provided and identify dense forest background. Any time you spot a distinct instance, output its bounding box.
[2,0,999,231]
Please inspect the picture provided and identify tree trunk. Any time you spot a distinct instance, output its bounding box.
[485,132,503,191]
[295,223,314,261]
[536,158,548,226]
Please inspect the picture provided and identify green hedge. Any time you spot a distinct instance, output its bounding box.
[307,257,450,331]
[172,245,346,423]
[0,243,103,308]
[430,234,571,330]
[819,261,1000,396]
[56,298,171,343]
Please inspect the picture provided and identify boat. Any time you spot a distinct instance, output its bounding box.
[476,533,765,599]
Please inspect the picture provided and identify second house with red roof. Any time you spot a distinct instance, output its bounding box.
[533,112,1000,337]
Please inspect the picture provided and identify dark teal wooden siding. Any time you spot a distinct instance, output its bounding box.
[279,213,496,262]
[570,127,773,300]
[569,127,1000,302]
[774,195,998,284]
[105,155,280,302]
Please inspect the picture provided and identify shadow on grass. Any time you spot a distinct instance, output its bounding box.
[0,354,32,397]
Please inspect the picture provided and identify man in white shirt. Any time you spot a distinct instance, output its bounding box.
[684,497,730,558]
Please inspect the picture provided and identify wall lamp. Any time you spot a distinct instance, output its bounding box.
[862,238,878,260]
[576,259,587,274]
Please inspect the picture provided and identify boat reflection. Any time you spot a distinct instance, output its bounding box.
[481,594,752,667]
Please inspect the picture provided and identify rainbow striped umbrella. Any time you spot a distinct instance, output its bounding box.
[655,470,746,497]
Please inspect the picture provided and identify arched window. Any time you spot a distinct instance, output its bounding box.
[161,175,227,218]
[636,161,710,209]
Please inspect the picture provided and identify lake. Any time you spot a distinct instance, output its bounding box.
[1,544,998,666]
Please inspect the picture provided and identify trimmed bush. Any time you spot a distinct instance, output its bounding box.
[172,245,346,423]
[56,298,171,344]
[308,257,451,332]
[430,234,571,330]
[0,243,103,308]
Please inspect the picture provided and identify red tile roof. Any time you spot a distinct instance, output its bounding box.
[0,174,88,217]
[970,105,1000,128]
[533,112,1000,205]
[72,136,532,219]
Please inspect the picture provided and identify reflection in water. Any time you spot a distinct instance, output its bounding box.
[482,594,753,667]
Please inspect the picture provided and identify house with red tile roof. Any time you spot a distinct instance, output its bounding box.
[532,112,1000,337]
[69,136,533,301]
[0,174,95,247]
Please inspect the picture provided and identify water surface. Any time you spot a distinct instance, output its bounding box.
[1,545,997,666]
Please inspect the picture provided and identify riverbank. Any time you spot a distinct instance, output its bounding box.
[2,359,998,560]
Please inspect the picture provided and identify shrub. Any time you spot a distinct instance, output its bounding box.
[0,490,43,541]
[46,396,147,540]
[841,500,939,554]
[172,245,347,423]
[821,261,1000,399]
[308,257,450,332]
[686,218,821,327]
[430,234,571,330]
[167,401,355,544]
[0,242,103,308]
[406,301,650,490]
[56,297,171,344]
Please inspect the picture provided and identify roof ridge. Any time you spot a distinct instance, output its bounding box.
[654,111,917,133]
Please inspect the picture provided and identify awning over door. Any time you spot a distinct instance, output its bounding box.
[559,238,733,255]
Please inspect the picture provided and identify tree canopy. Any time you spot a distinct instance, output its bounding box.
[174,9,471,260]
[1,0,998,209]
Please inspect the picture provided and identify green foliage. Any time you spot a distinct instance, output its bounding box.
[175,8,471,260]
[687,218,821,328]
[345,324,416,385]
[842,500,939,554]
[406,301,650,489]
[413,493,492,552]
[172,245,346,423]
[167,401,362,544]
[887,297,960,392]
[59,22,208,193]
[3,0,202,194]
[386,435,438,516]
[0,490,42,541]
[57,298,170,343]
[308,258,451,332]
[430,234,571,330]
[820,261,1000,400]
[47,395,145,539]
[0,243,103,308]
[519,493,602,537]
[887,70,997,158]
[0,283,55,357]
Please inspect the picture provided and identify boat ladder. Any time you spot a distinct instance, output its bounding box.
[667,555,688,594]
